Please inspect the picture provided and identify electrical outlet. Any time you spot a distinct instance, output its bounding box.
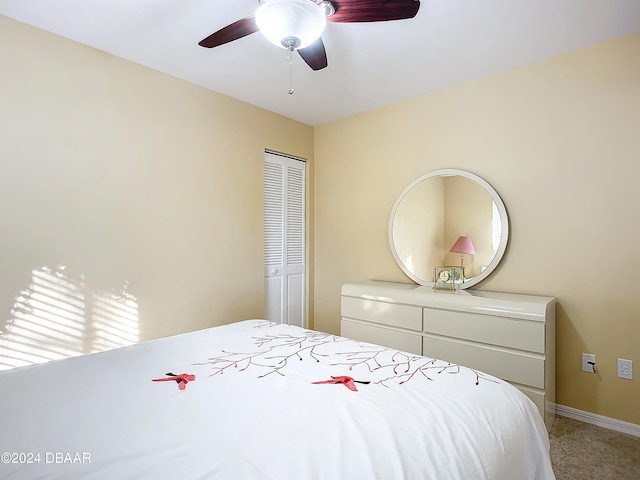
[582,353,596,373]
[618,358,633,380]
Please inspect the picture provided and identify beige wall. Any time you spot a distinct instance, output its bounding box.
[0,16,314,341]
[315,31,640,425]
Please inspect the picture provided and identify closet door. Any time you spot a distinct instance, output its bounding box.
[264,151,306,327]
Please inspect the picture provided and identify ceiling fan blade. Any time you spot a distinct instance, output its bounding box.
[328,0,420,23]
[297,37,328,71]
[198,16,258,48]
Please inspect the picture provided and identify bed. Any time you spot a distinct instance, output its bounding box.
[0,319,555,479]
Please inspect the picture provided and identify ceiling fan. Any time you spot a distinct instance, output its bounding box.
[198,0,421,71]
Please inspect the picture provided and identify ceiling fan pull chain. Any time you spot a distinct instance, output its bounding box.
[287,46,295,95]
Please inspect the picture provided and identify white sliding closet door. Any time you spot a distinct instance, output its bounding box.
[264,151,306,328]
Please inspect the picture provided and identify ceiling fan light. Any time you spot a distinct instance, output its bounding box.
[256,0,327,50]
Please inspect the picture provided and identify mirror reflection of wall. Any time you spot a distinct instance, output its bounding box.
[442,176,494,278]
[392,176,443,281]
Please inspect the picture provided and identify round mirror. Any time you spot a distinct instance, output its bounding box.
[388,169,509,289]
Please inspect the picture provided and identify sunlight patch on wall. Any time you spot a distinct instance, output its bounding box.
[0,265,138,370]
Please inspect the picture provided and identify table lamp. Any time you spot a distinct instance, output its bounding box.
[450,235,476,279]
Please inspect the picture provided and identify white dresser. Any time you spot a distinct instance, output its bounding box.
[341,281,556,430]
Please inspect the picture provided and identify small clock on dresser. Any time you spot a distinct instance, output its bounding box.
[434,266,463,290]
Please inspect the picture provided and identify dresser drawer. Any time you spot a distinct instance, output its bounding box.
[341,296,422,331]
[422,336,545,389]
[423,308,545,354]
[341,319,422,355]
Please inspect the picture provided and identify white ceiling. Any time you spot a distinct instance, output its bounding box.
[1,0,639,126]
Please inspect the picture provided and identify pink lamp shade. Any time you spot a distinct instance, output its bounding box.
[450,236,476,255]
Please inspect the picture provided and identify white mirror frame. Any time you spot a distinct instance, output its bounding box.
[388,169,509,289]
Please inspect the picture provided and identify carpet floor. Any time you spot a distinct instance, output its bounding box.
[550,415,640,480]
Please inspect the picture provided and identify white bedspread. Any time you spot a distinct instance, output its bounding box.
[0,320,555,479]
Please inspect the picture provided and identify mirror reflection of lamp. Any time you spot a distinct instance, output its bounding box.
[450,236,476,279]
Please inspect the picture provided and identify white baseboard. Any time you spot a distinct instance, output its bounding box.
[554,404,640,438]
